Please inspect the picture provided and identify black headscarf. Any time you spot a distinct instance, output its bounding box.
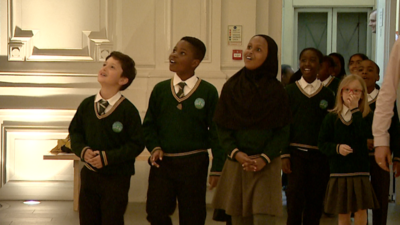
[213,35,292,130]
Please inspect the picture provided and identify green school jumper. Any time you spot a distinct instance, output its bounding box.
[325,76,341,96]
[69,95,145,175]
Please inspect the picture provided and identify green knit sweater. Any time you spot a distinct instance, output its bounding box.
[142,78,224,173]
[281,82,335,157]
[318,109,373,176]
[69,95,145,176]
[325,77,340,96]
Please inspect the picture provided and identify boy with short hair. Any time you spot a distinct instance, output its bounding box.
[318,55,340,95]
[356,59,400,225]
[143,36,224,225]
[69,51,145,225]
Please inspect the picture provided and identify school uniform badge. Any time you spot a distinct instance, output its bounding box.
[194,98,205,109]
[112,121,123,133]
[319,100,328,109]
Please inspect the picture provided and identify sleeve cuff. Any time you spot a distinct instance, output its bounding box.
[150,147,162,155]
[100,151,108,167]
[80,146,91,160]
[229,148,240,160]
[393,156,400,162]
[260,153,271,164]
[336,144,341,154]
[350,107,360,113]
[374,135,390,147]
[209,171,222,176]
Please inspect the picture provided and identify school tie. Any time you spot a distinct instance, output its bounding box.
[176,82,186,98]
[98,99,109,115]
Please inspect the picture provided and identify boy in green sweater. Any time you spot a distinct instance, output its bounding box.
[143,36,224,225]
[69,51,145,225]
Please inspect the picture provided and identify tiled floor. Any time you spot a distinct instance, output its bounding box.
[0,200,399,225]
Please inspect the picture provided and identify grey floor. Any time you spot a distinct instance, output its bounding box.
[0,200,399,225]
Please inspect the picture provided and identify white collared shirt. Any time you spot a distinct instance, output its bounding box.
[298,77,322,95]
[368,88,379,102]
[341,105,352,122]
[320,75,333,86]
[173,73,198,96]
[95,91,122,113]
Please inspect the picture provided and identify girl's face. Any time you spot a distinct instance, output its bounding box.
[299,50,320,83]
[244,36,268,70]
[348,55,363,75]
[330,55,342,77]
[356,60,379,93]
[341,79,363,108]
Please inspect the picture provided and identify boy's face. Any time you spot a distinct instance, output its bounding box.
[244,36,268,70]
[330,55,342,78]
[369,11,377,33]
[356,60,379,92]
[348,55,363,75]
[300,50,320,83]
[169,40,200,77]
[98,57,128,88]
[318,61,333,81]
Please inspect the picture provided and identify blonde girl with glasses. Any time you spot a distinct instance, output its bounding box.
[318,75,379,225]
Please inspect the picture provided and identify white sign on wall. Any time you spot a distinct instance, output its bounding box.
[228,25,242,45]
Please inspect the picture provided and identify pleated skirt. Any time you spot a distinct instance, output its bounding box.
[324,176,380,214]
[212,157,282,217]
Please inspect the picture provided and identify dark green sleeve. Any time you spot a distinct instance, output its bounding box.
[208,89,225,174]
[216,125,239,161]
[69,101,89,160]
[100,106,145,166]
[281,87,293,158]
[262,125,290,163]
[142,87,161,154]
[389,102,400,162]
[318,113,340,156]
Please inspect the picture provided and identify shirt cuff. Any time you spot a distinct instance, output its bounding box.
[374,135,390,147]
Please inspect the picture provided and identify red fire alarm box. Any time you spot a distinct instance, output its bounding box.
[232,50,242,60]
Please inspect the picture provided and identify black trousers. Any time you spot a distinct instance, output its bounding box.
[370,156,390,225]
[79,167,131,225]
[146,153,209,225]
[286,149,330,225]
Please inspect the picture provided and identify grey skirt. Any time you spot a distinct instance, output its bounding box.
[324,176,380,214]
[212,157,282,217]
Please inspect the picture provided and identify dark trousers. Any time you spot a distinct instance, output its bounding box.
[146,153,209,225]
[79,167,131,225]
[370,156,390,225]
[286,149,330,225]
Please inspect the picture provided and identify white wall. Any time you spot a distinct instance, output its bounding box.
[0,0,282,203]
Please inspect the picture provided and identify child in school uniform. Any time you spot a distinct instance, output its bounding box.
[69,51,145,225]
[143,36,224,225]
[356,60,400,225]
[281,48,335,225]
[318,55,340,95]
[212,35,291,225]
[318,74,379,225]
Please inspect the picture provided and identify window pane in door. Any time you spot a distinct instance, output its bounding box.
[298,12,328,57]
[336,12,368,73]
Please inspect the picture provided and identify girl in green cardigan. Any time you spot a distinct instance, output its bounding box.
[318,75,379,225]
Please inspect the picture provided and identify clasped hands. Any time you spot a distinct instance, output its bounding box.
[84,149,103,169]
[235,151,266,172]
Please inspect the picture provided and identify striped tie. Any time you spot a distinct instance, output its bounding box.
[98,99,109,115]
[176,82,186,98]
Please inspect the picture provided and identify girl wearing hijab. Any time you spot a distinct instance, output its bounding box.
[212,35,292,225]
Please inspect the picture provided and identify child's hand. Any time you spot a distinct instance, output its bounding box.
[234,151,253,169]
[208,176,219,190]
[150,149,163,168]
[281,158,292,174]
[243,157,266,172]
[346,93,359,110]
[86,150,103,169]
[84,149,96,162]
[393,161,400,177]
[339,144,353,156]
[367,139,374,151]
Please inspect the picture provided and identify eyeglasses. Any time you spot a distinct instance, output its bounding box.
[342,88,363,94]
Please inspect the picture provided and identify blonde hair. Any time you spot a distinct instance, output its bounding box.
[331,74,370,118]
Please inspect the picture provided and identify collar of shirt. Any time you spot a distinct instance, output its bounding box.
[173,73,198,95]
[320,75,333,86]
[368,88,379,102]
[95,91,122,106]
[298,76,322,95]
[341,104,352,122]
